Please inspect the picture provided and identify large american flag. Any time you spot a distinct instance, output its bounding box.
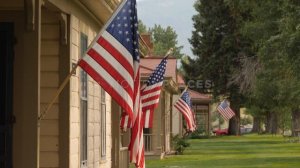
[174,90,196,132]
[78,0,139,124]
[141,57,167,128]
[217,100,235,120]
[78,0,144,167]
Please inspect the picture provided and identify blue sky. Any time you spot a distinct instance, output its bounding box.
[136,0,197,57]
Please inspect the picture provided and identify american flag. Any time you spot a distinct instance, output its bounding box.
[78,0,139,124]
[141,57,167,128]
[217,100,235,120]
[174,90,196,132]
[78,0,144,167]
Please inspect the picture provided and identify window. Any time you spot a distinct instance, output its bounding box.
[80,33,88,167]
[100,88,106,159]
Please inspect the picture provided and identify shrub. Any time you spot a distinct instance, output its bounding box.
[171,135,190,155]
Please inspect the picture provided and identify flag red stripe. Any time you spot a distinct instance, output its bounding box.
[141,86,162,96]
[142,104,157,112]
[143,109,154,128]
[175,99,196,130]
[141,94,160,104]
[177,99,194,121]
[174,104,193,130]
[129,65,141,163]
[217,108,229,120]
[87,48,134,97]
[97,37,134,77]
[217,107,235,120]
[175,104,193,130]
[79,60,133,120]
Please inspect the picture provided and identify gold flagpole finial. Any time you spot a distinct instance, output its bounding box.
[164,48,174,58]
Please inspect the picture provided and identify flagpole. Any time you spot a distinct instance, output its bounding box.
[38,64,78,121]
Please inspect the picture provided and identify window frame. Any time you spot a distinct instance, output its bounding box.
[100,88,106,159]
[80,33,88,168]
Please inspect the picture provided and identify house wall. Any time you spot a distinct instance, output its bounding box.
[151,93,163,154]
[150,90,172,154]
[172,95,182,136]
[39,7,61,168]
[164,91,171,153]
[70,15,112,168]
[1,0,117,167]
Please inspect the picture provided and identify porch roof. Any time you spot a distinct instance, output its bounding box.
[140,57,177,81]
[188,89,212,104]
[140,57,178,93]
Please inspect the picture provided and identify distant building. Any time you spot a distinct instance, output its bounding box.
[188,89,212,136]
[140,56,179,156]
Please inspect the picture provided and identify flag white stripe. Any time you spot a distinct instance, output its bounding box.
[92,42,134,90]
[224,108,234,118]
[175,101,193,121]
[219,108,230,120]
[102,31,133,66]
[142,82,163,92]
[227,108,235,116]
[138,129,144,164]
[174,104,193,129]
[217,107,234,120]
[218,108,229,120]
[144,110,150,129]
[142,99,160,107]
[124,115,129,128]
[141,90,161,100]
[178,99,194,119]
[82,55,133,110]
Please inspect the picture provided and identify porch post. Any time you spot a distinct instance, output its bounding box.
[22,0,41,167]
[111,100,120,168]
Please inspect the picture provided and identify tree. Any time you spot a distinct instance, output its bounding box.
[138,20,148,34]
[138,21,184,59]
[238,0,300,134]
[185,0,251,135]
[150,24,184,58]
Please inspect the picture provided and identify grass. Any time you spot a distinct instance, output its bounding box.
[145,134,300,168]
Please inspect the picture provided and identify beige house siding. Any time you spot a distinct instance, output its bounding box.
[40,8,61,168]
[172,95,182,136]
[151,94,163,155]
[164,91,171,153]
[70,15,112,168]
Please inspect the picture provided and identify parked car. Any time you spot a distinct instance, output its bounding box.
[213,129,228,136]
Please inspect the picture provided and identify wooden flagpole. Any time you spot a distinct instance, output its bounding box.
[38,64,79,121]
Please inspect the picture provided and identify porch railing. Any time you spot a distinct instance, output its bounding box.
[144,134,154,152]
[120,147,129,168]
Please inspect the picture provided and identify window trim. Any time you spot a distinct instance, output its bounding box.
[80,33,88,167]
[100,88,106,159]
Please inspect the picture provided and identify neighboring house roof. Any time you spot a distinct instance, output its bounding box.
[140,57,177,81]
[188,89,212,103]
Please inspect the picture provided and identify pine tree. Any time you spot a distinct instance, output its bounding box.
[185,0,251,135]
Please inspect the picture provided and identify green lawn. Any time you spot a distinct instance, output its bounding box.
[145,134,300,168]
